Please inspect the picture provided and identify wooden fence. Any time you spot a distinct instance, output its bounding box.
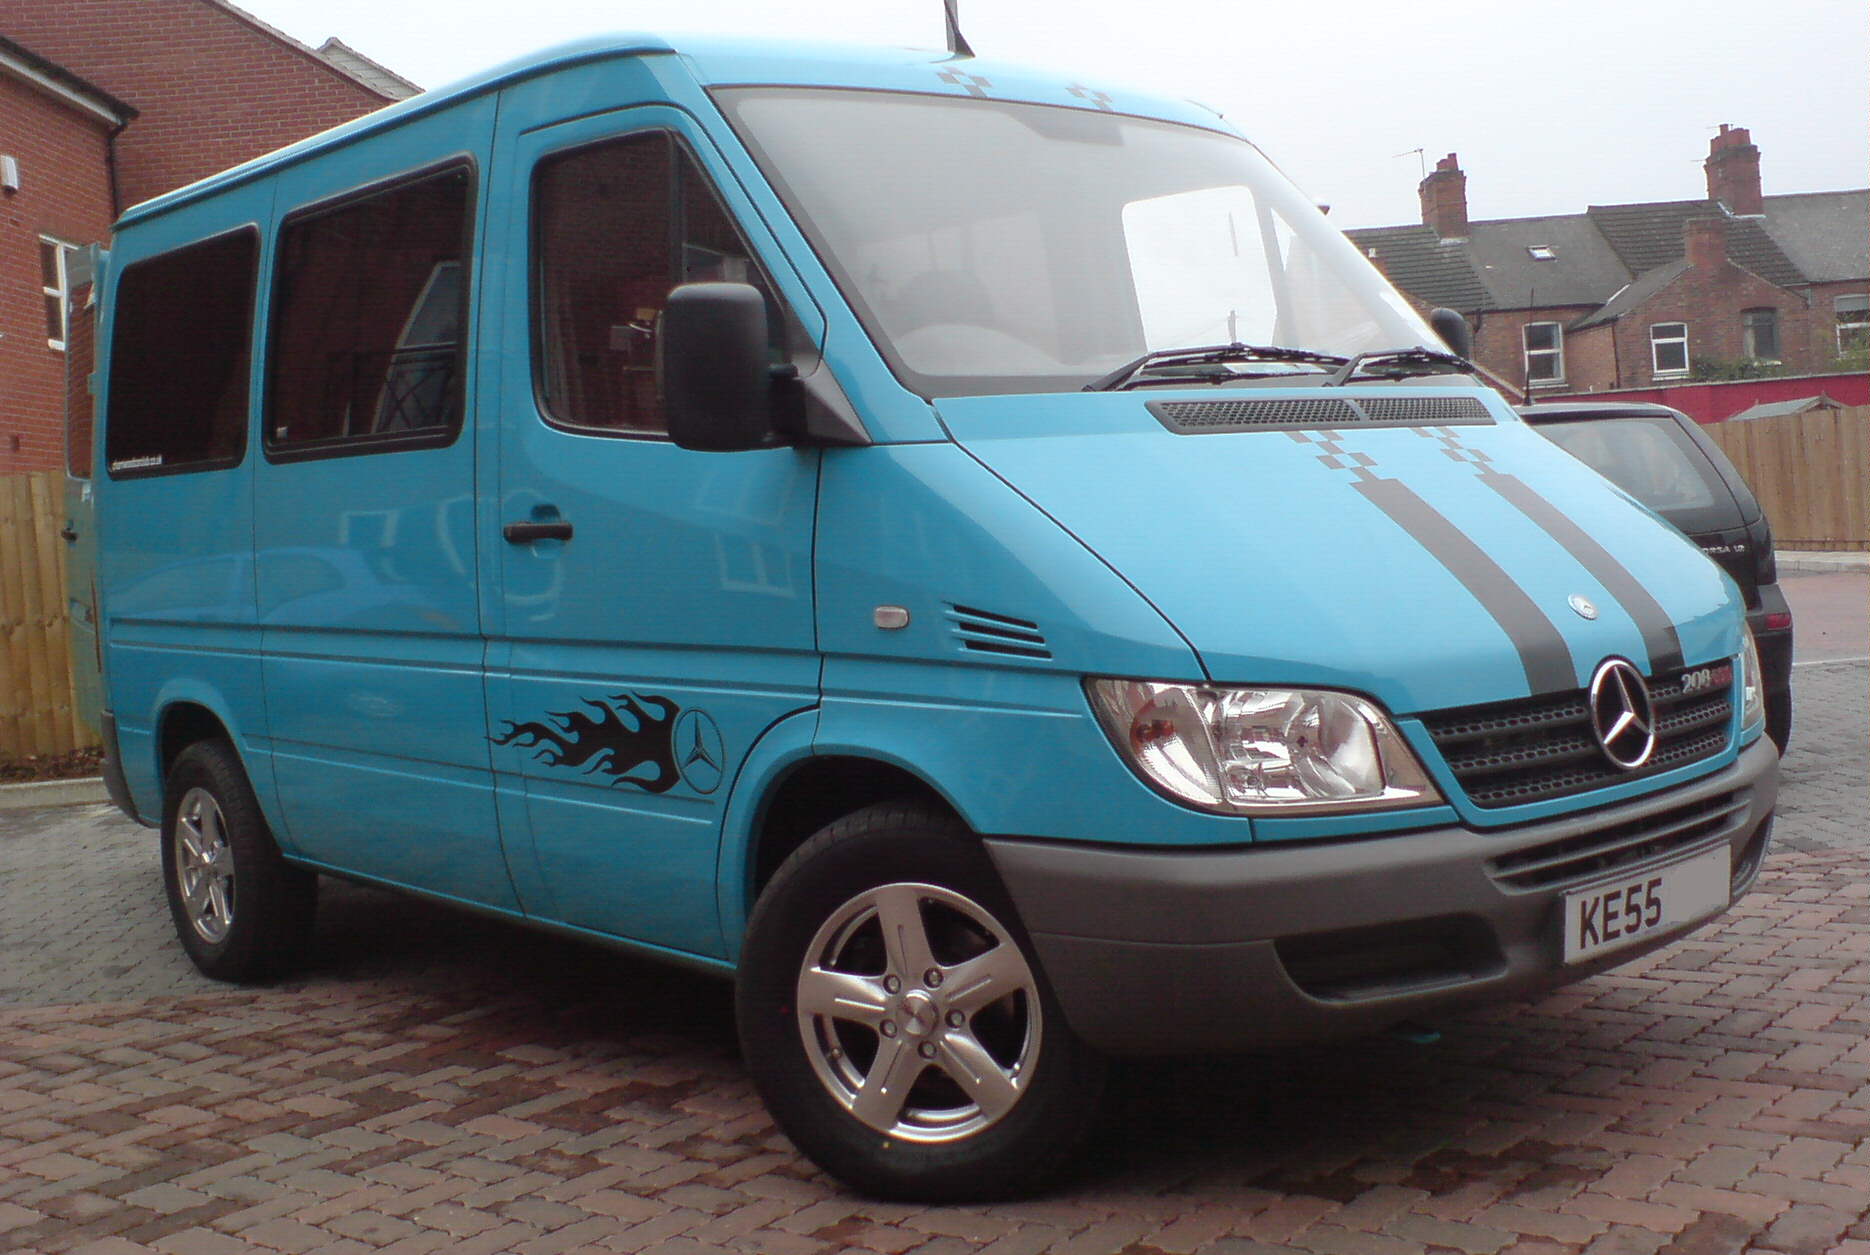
[1704,405,1870,551]
[0,472,93,761]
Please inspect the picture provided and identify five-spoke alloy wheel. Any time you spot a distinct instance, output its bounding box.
[737,803,1104,1201]
[173,786,238,945]
[161,740,316,982]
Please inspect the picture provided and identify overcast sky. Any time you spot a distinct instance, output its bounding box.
[234,0,1867,230]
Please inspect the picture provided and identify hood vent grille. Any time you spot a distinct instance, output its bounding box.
[948,604,1051,660]
[1358,396,1491,424]
[1149,394,1492,434]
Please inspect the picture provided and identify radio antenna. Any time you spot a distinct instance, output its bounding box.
[943,0,974,58]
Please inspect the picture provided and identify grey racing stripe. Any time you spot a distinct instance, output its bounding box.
[1480,471,1686,675]
[1356,477,1578,695]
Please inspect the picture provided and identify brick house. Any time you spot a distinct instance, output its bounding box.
[1,0,416,477]
[1349,128,1870,410]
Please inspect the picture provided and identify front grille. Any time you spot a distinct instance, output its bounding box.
[1422,664,1733,809]
[1486,790,1748,892]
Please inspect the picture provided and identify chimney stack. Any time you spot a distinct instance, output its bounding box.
[1684,217,1728,271]
[1705,124,1763,216]
[1418,152,1469,240]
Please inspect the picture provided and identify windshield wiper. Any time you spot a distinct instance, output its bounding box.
[1324,347,1473,387]
[1083,342,1347,392]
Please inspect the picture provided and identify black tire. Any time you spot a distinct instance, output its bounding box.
[736,802,1105,1201]
[161,739,316,983]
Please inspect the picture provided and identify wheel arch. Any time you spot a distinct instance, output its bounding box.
[141,685,269,832]
[717,711,969,962]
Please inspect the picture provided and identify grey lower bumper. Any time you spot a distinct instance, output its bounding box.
[986,739,1777,1055]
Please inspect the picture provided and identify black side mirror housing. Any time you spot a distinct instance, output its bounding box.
[1429,307,1473,360]
[660,282,780,452]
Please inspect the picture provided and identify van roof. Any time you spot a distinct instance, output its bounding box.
[117,33,1231,230]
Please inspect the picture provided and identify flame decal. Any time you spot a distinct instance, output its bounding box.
[493,693,680,793]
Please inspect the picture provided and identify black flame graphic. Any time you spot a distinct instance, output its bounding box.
[492,693,680,793]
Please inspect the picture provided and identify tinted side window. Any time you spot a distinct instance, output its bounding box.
[105,230,257,478]
[533,132,785,435]
[268,166,472,455]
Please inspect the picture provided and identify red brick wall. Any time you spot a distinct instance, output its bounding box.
[1562,324,1620,394]
[1610,261,1808,387]
[1804,279,1870,362]
[0,75,117,476]
[4,0,394,210]
[1471,305,1597,396]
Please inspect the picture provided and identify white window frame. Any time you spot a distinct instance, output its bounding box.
[1650,322,1689,377]
[1740,307,1780,362]
[1836,294,1869,355]
[39,236,79,351]
[1522,320,1565,385]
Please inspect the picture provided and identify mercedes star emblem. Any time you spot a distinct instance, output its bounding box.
[673,709,725,795]
[1588,658,1656,770]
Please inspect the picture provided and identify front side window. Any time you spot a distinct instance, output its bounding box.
[719,88,1434,398]
[532,131,789,436]
[1650,322,1689,376]
[1741,308,1779,361]
[40,236,78,350]
[105,230,258,478]
[1522,321,1564,385]
[1836,294,1869,355]
[268,165,473,455]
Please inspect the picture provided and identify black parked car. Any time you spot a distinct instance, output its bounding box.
[1519,401,1792,752]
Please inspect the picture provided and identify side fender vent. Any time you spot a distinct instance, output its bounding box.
[947,604,1051,660]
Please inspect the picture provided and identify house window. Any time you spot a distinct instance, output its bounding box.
[1741,308,1780,361]
[1836,294,1869,355]
[39,236,79,350]
[1650,322,1689,376]
[1526,244,1556,261]
[1522,321,1564,385]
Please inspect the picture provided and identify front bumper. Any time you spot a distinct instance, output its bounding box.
[986,737,1777,1054]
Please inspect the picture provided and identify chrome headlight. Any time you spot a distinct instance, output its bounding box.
[1087,679,1444,815]
[1740,629,1765,732]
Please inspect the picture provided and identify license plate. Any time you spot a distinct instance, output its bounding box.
[1563,845,1730,964]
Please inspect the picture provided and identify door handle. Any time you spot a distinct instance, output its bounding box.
[503,520,573,544]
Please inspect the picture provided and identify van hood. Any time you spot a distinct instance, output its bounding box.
[935,389,1741,716]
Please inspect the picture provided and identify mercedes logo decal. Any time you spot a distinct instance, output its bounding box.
[673,709,725,795]
[1588,658,1657,771]
[1569,594,1599,620]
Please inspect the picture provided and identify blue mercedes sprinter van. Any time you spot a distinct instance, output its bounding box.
[74,34,1777,1199]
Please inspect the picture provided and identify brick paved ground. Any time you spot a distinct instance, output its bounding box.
[2,662,1865,1255]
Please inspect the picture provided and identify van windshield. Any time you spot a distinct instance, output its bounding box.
[718,87,1436,398]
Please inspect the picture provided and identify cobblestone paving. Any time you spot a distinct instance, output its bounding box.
[1,665,1865,1254]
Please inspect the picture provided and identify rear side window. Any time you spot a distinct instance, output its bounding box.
[532,131,787,436]
[105,230,258,478]
[268,165,473,456]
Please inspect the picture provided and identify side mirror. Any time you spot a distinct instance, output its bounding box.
[1429,307,1473,360]
[660,282,779,452]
